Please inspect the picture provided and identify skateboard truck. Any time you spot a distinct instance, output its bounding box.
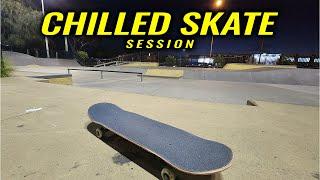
[161,167,176,180]
[94,125,178,180]
[95,127,104,139]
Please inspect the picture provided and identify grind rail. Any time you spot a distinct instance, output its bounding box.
[67,68,143,82]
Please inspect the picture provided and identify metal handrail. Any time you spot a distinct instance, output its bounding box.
[67,68,143,82]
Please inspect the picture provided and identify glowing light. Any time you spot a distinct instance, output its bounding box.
[215,0,223,7]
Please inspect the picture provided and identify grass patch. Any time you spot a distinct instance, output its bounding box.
[1,57,13,77]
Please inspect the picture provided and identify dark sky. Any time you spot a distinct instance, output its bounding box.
[35,0,319,56]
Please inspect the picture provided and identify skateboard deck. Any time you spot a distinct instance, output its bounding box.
[88,103,233,176]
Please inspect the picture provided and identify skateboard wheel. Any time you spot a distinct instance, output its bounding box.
[212,172,223,180]
[95,128,103,139]
[161,168,175,180]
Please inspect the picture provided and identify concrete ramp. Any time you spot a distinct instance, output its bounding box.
[3,51,80,67]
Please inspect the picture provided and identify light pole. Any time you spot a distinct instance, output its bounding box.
[210,0,224,57]
[64,37,69,52]
[41,0,50,58]
[41,0,69,58]
[209,36,214,57]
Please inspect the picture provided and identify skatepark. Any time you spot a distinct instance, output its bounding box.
[1,52,319,180]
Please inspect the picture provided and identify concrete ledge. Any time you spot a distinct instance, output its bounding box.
[223,63,297,71]
[122,62,159,67]
[144,69,184,78]
[32,74,72,79]
[141,74,181,79]
[32,74,73,85]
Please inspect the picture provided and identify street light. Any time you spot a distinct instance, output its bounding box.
[41,0,50,58]
[40,0,69,58]
[209,0,224,57]
[215,0,223,8]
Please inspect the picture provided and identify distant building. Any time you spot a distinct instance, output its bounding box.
[188,56,214,67]
[252,53,281,65]
[298,57,311,62]
[285,57,295,62]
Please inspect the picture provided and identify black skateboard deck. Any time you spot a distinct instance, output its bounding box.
[88,103,232,177]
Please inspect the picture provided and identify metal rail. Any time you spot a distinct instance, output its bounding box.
[94,61,129,67]
[67,68,143,82]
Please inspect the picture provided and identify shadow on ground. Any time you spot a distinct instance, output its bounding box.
[87,122,221,180]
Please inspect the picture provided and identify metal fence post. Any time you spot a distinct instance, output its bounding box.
[140,74,143,82]
[100,71,103,79]
[67,69,70,74]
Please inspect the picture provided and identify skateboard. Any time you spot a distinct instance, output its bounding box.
[88,103,233,180]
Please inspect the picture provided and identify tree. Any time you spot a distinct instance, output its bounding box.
[72,37,96,51]
[1,0,43,49]
[165,55,177,66]
[75,51,89,66]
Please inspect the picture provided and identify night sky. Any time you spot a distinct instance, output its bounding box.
[33,0,319,56]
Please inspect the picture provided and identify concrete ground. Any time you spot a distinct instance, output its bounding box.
[71,71,318,106]
[2,52,319,179]
[1,73,319,180]
[12,66,319,106]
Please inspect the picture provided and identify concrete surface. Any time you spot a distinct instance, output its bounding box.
[12,66,319,106]
[100,66,319,86]
[183,68,319,86]
[70,70,318,106]
[104,66,319,86]
[1,76,319,180]
[4,51,80,67]
[9,51,318,86]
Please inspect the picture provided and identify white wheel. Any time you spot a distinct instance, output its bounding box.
[161,168,175,180]
[95,128,103,139]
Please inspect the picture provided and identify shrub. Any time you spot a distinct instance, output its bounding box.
[75,51,89,66]
[165,55,177,66]
[215,55,226,68]
[1,57,13,77]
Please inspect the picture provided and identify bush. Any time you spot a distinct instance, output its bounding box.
[1,57,13,77]
[75,51,89,66]
[277,56,295,65]
[165,55,177,66]
[215,55,226,68]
